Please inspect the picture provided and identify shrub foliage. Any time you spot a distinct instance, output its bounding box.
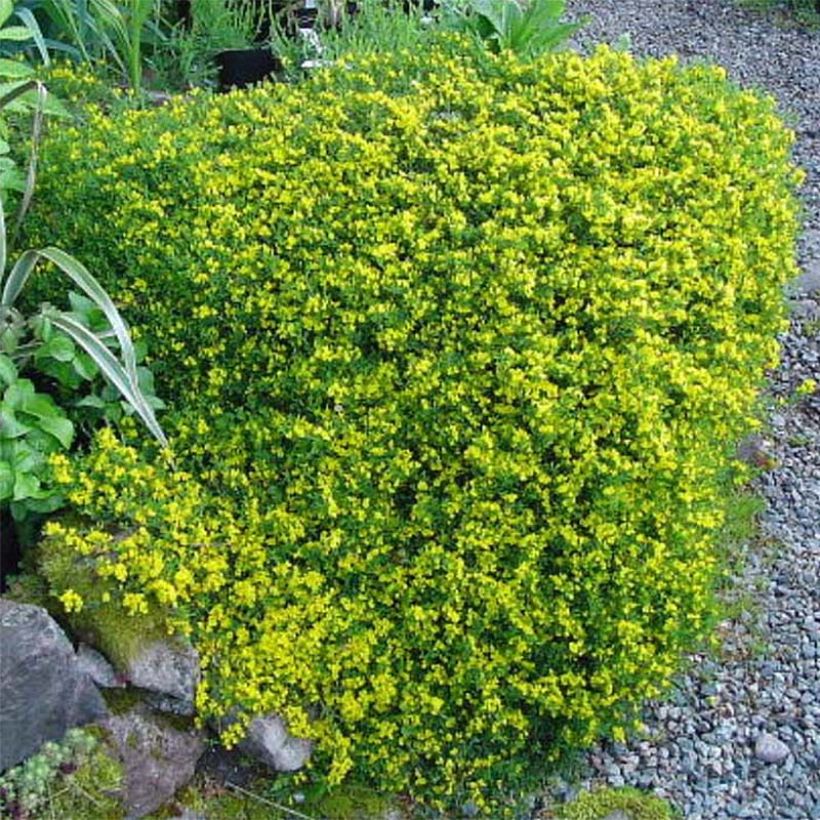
[30,42,801,808]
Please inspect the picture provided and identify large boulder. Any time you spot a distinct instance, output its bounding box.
[0,600,108,771]
[103,703,205,818]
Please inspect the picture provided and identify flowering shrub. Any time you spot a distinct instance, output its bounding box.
[30,41,801,810]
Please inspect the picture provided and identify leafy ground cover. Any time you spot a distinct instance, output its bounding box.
[21,35,803,812]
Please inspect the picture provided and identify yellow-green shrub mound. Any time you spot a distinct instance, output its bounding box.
[30,41,801,810]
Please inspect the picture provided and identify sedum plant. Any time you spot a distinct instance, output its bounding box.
[32,40,801,812]
[0,728,122,818]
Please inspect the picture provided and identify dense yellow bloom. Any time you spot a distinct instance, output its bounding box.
[31,39,801,813]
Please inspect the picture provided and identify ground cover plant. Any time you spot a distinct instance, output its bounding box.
[26,38,802,812]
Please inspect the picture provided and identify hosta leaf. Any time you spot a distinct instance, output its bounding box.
[0,458,12,500]
[12,469,38,500]
[38,415,73,448]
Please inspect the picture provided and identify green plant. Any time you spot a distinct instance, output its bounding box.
[39,0,162,90]
[30,41,801,812]
[0,186,167,524]
[0,200,167,444]
[441,0,586,58]
[147,0,264,91]
[0,727,123,819]
[738,0,820,23]
[558,786,678,819]
[0,0,51,65]
[0,350,75,520]
[273,0,433,72]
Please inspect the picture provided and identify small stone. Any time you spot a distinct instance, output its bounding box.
[76,643,123,689]
[788,266,820,296]
[755,732,790,764]
[239,714,312,772]
[124,638,199,704]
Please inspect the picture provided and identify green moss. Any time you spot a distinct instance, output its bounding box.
[33,528,171,669]
[102,687,145,716]
[310,783,398,819]
[48,742,125,820]
[558,787,678,820]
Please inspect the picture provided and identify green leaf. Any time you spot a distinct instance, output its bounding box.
[0,352,16,386]
[11,444,41,473]
[0,458,12,500]
[0,0,13,29]
[24,493,64,513]
[2,379,34,409]
[12,470,39,500]
[13,7,50,66]
[35,333,76,363]
[38,415,73,448]
[19,392,60,420]
[75,394,106,409]
[0,406,30,438]
[37,358,82,389]
[0,58,35,79]
[72,352,99,380]
[0,26,35,42]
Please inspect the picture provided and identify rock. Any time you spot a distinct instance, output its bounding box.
[124,638,199,704]
[76,643,124,689]
[143,691,197,717]
[736,434,776,469]
[602,812,633,820]
[239,714,312,772]
[104,704,205,818]
[790,299,820,320]
[0,600,108,771]
[755,733,790,764]
[787,265,820,297]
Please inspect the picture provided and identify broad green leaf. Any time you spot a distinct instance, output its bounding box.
[0,58,34,79]
[19,392,60,421]
[0,351,16,385]
[0,406,30,438]
[12,444,41,472]
[0,458,12,500]
[37,357,82,389]
[0,26,35,42]
[21,426,61,453]
[24,493,64,513]
[72,351,99,380]
[75,394,106,409]
[3,378,35,409]
[0,0,13,29]
[35,332,76,362]
[13,470,39,500]
[38,415,73,448]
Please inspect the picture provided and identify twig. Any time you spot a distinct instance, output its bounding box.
[225,781,316,820]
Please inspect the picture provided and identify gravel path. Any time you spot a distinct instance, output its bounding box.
[539,2,820,818]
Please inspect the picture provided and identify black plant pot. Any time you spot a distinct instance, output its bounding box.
[216,48,283,92]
